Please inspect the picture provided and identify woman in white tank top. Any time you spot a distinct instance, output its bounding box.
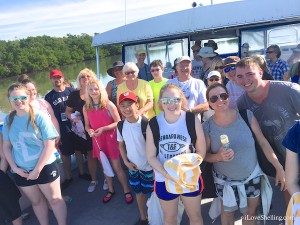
[146,83,206,225]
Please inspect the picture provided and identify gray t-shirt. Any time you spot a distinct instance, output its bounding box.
[203,110,257,180]
[237,81,300,166]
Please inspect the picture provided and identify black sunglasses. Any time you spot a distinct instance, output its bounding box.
[214,66,224,70]
[209,93,229,103]
[209,77,220,82]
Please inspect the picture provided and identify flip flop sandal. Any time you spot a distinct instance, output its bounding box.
[103,191,115,203]
[124,192,134,204]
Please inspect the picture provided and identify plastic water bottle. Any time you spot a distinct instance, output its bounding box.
[220,134,230,150]
[54,152,63,164]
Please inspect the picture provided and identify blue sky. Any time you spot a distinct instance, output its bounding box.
[0,0,236,41]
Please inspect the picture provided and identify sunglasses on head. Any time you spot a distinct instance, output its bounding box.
[125,71,136,75]
[208,77,220,82]
[223,65,236,73]
[209,93,229,103]
[9,95,28,102]
[151,68,160,73]
[160,97,181,105]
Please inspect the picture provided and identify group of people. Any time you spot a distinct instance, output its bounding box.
[1,40,300,225]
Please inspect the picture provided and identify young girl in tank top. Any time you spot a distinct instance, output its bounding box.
[83,78,132,204]
[146,83,206,225]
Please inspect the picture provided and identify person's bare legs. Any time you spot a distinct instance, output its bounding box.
[159,197,179,225]
[39,177,67,225]
[110,158,131,194]
[220,200,235,225]
[19,185,49,225]
[87,151,98,181]
[136,193,148,220]
[11,217,22,225]
[62,155,72,180]
[74,150,85,175]
[242,196,260,225]
[181,194,203,225]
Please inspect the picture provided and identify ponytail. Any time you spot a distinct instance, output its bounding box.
[28,105,38,133]
[7,110,17,131]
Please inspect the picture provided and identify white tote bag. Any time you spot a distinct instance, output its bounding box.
[94,138,114,177]
[147,192,184,225]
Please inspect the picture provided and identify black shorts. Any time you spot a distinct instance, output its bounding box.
[13,161,60,187]
[60,132,92,156]
[59,132,76,156]
[0,170,22,223]
[71,132,92,154]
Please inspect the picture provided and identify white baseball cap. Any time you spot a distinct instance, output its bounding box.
[207,71,221,79]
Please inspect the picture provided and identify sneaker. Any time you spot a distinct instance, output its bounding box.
[88,181,98,192]
[78,173,92,181]
[61,178,73,190]
[103,179,109,190]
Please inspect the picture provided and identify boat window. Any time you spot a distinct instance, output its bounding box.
[241,23,300,61]
[202,38,238,57]
[241,30,265,57]
[124,38,189,78]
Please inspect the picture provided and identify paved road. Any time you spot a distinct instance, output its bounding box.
[22,164,285,225]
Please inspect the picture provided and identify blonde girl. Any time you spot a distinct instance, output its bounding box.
[65,68,98,192]
[2,83,67,225]
[146,83,206,225]
[83,78,132,203]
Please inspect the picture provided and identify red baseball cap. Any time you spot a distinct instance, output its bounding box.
[119,91,138,104]
[50,70,64,79]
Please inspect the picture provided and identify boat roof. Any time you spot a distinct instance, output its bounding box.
[92,0,300,47]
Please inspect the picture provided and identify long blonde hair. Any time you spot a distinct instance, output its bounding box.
[7,83,38,133]
[76,68,97,89]
[158,83,187,111]
[84,78,108,111]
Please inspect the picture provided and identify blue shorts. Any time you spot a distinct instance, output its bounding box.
[128,169,154,194]
[155,176,204,201]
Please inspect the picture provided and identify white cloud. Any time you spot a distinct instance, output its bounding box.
[0,0,235,40]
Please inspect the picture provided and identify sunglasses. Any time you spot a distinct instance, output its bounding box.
[224,65,236,73]
[160,97,181,105]
[193,50,199,53]
[151,68,160,73]
[209,93,229,103]
[9,95,28,102]
[208,77,220,82]
[113,67,123,71]
[214,66,224,70]
[125,71,136,75]
[266,51,274,54]
[80,75,91,79]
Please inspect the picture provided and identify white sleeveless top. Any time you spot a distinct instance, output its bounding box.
[155,110,191,182]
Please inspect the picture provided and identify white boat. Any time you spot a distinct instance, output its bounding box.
[92,0,300,77]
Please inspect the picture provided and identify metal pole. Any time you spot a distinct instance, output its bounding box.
[95,47,100,80]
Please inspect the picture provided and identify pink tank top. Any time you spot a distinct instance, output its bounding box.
[86,107,114,130]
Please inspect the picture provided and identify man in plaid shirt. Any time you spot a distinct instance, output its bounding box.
[266,44,289,80]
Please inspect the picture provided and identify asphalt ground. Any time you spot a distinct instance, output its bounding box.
[20,163,285,225]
